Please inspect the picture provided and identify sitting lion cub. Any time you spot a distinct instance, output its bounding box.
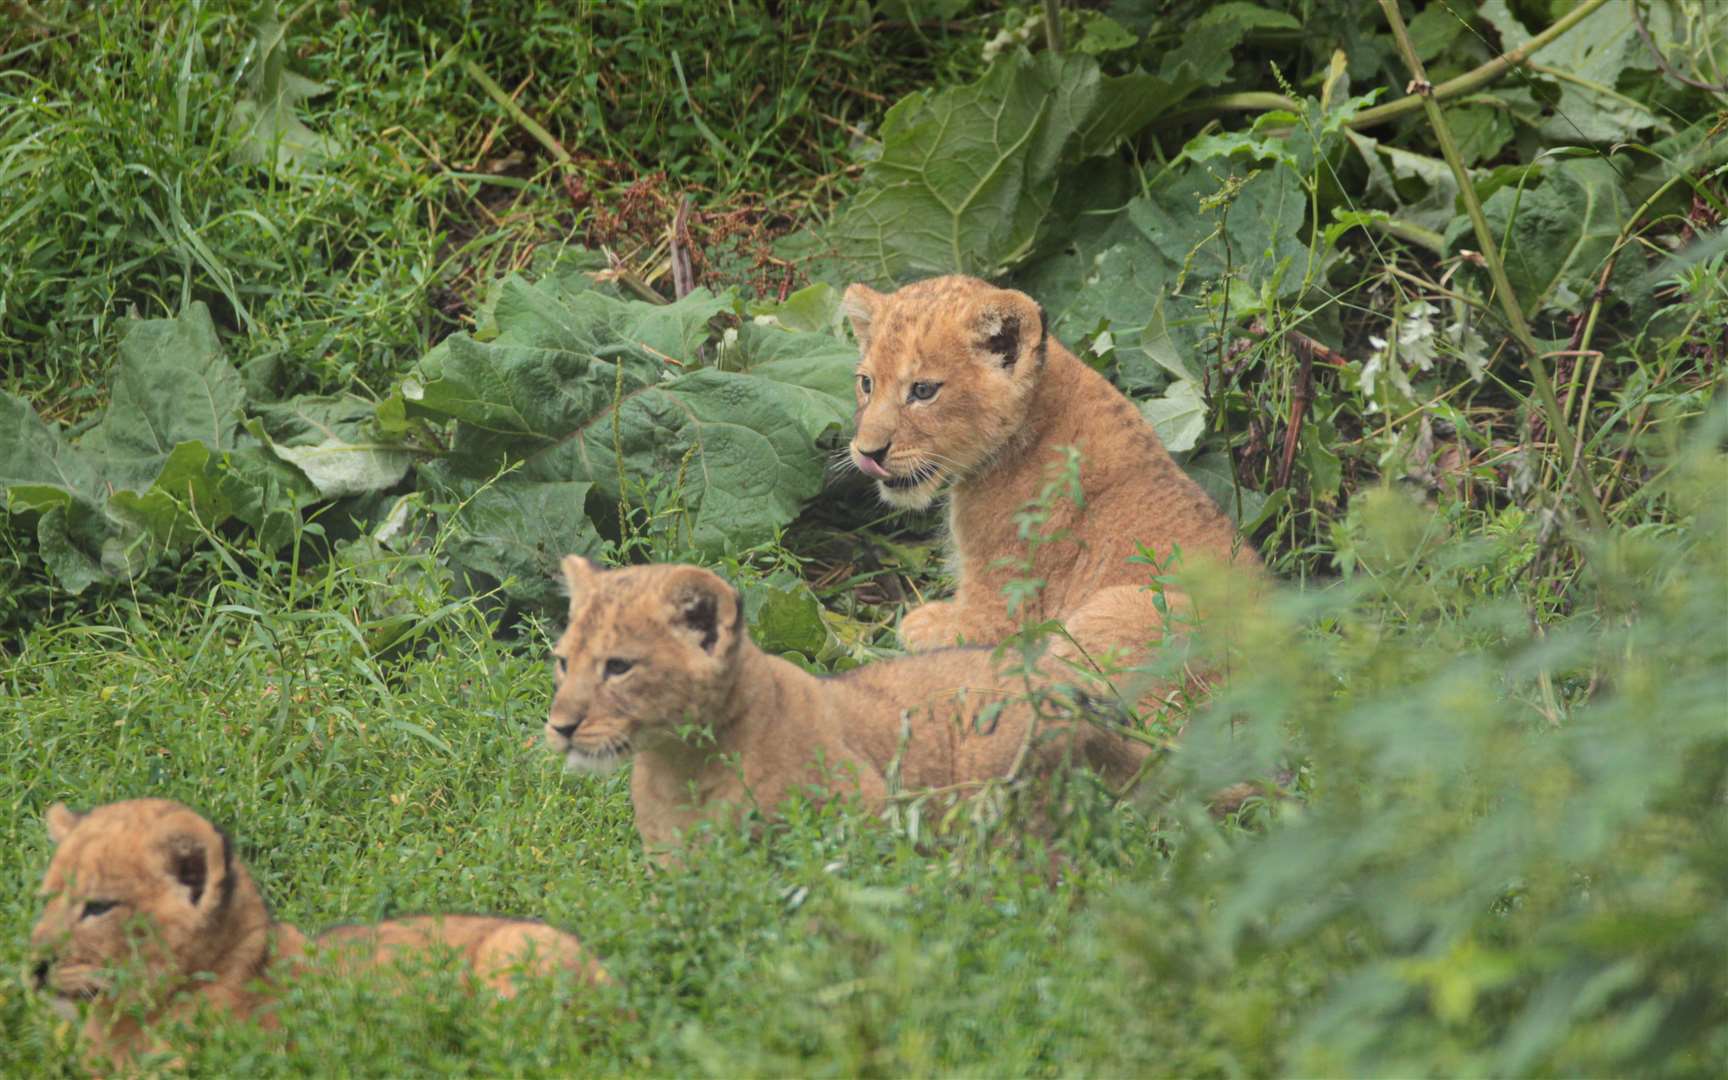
[28,799,608,1065]
[842,275,1264,663]
[546,557,1147,855]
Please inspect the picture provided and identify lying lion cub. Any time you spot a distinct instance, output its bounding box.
[546,557,1147,854]
[28,799,608,1065]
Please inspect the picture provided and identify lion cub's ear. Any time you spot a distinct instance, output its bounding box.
[158,830,222,908]
[663,569,741,657]
[842,284,884,352]
[45,803,84,845]
[974,289,1048,374]
[561,554,601,606]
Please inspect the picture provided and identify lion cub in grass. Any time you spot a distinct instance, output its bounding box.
[545,557,1147,856]
[843,275,1264,665]
[28,799,608,1066]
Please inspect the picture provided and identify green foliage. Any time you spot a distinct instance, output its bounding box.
[0,304,312,592]
[810,3,1295,287]
[1446,157,1632,318]
[1478,0,1697,144]
[227,14,344,176]
[1,280,857,610]
[1137,420,1728,1075]
[817,48,1212,283]
[399,272,859,607]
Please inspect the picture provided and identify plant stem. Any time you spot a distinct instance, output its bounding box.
[1174,0,1610,133]
[1351,0,1611,130]
[1377,0,1611,532]
[1160,91,1299,126]
[1367,215,1446,254]
[463,57,573,167]
[1042,0,1064,54]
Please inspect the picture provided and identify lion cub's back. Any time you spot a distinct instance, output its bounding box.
[825,646,1041,783]
[314,915,606,995]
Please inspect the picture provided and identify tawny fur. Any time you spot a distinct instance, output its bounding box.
[28,799,608,1066]
[842,275,1264,664]
[545,558,1147,858]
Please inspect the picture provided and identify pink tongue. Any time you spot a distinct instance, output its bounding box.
[855,453,891,479]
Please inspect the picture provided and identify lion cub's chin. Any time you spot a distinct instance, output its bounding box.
[565,742,631,775]
[876,477,943,511]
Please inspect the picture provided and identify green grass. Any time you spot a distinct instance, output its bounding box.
[0,1,992,413]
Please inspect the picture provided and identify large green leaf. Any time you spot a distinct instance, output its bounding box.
[0,395,100,513]
[1013,160,1309,377]
[422,473,604,611]
[400,275,855,563]
[1,304,316,591]
[253,396,414,499]
[403,279,731,472]
[1131,163,1310,301]
[819,28,1254,288]
[1447,158,1630,316]
[77,304,245,489]
[821,52,1093,284]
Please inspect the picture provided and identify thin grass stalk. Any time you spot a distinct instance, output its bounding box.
[1378,0,1611,533]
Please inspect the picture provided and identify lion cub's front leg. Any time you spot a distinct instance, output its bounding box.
[898,600,967,651]
[900,600,1020,651]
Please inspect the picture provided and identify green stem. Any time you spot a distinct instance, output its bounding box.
[1377,0,1610,532]
[1042,0,1063,53]
[1162,91,1299,126]
[1164,0,1611,133]
[1351,0,1612,130]
[1368,215,1446,254]
[463,57,572,167]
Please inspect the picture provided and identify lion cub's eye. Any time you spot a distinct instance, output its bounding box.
[857,373,873,396]
[603,658,634,679]
[80,900,117,920]
[908,380,941,402]
[554,654,568,678]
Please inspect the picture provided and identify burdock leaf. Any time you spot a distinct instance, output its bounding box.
[399,274,853,581]
[254,396,414,499]
[229,17,344,175]
[1447,158,1630,316]
[1,304,288,591]
[78,303,245,490]
[1478,0,1672,143]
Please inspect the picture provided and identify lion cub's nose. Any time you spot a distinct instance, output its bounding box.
[859,441,891,465]
[550,720,580,738]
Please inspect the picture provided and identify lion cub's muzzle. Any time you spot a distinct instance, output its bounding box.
[33,959,105,1008]
[545,711,631,775]
[544,706,587,750]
